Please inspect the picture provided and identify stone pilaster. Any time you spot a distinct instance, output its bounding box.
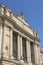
[3,26,8,59]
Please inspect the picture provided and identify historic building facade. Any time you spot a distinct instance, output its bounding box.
[40,48,43,65]
[0,4,41,65]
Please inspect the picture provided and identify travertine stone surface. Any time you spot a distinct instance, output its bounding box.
[0,4,41,65]
[3,26,10,59]
[40,48,43,65]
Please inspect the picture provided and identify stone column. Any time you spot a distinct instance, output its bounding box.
[37,46,41,65]
[26,40,32,64]
[19,36,24,64]
[10,29,13,59]
[33,43,38,65]
[17,34,20,60]
[0,24,2,58]
[20,36,23,59]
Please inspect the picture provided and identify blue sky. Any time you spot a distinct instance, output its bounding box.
[0,0,43,48]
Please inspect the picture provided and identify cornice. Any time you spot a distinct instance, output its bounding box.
[0,4,40,42]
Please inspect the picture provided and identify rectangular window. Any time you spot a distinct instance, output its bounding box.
[22,37,27,61]
[42,63,43,65]
[13,32,17,58]
[41,54,43,61]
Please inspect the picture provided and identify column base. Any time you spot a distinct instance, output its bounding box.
[11,56,14,60]
[3,54,9,60]
[28,62,33,65]
[19,60,24,65]
[19,60,33,65]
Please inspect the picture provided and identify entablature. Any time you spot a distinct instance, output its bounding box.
[0,4,40,43]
